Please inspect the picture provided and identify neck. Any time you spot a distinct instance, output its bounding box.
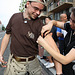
[62,21,66,23]
[23,10,31,20]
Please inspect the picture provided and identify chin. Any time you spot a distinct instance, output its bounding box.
[33,15,38,19]
[33,17,36,19]
[32,17,37,19]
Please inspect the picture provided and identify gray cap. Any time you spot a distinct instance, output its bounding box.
[27,0,46,5]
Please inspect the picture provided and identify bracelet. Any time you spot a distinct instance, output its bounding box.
[43,30,48,38]
[43,30,50,38]
[56,74,64,75]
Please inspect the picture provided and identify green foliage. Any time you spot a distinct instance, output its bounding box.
[2,26,5,31]
[19,0,27,12]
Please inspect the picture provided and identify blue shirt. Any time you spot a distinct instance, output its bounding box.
[57,27,64,40]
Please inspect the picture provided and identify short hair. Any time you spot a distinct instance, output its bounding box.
[45,16,52,20]
[71,7,75,17]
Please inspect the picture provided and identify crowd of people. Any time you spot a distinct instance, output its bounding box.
[0,0,75,75]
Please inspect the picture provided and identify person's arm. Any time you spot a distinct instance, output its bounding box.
[0,33,11,66]
[37,35,75,65]
[57,32,64,37]
[43,33,63,74]
[41,20,64,36]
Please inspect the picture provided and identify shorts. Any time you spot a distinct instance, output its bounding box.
[4,54,42,75]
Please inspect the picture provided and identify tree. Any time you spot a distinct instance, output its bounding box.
[2,25,5,31]
[19,0,27,12]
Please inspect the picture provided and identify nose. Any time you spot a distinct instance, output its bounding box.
[36,10,41,15]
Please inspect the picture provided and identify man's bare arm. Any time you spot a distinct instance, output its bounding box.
[0,33,11,65]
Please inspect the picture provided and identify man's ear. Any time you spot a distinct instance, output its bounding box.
[26,1,30,8]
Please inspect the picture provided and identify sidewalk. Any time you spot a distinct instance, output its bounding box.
[37,55,56,75]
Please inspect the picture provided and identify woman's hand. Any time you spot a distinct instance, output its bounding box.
[37,36,46,46]
[41,21,53,37]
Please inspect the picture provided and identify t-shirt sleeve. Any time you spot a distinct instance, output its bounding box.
[37,19,44,36]
[6,14,15,34]
[57,27,61,33]
[64,23,70,32]
[50,26,54,33]
[51,26,56,33]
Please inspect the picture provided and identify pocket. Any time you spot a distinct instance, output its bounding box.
[30,66,42,75]
[29,58,42,75]
[10,58,27,75]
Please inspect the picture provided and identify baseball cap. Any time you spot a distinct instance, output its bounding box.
[27,0,46,5]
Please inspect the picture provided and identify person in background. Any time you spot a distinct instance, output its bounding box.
[38,45,44,59]
[0,0,45,75]
[43,16,54,68]
[37,7,75,75]
[0,20,2,24]
[57,13,67,54]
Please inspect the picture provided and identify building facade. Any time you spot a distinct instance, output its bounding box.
[46,0,75,20]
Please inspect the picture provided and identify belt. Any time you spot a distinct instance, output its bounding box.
[13,55,36,62]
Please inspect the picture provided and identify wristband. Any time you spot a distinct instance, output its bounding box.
[43,30,50,38]
[56,74,64,75]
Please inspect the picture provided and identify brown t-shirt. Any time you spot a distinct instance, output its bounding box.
[6,12,43,57]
